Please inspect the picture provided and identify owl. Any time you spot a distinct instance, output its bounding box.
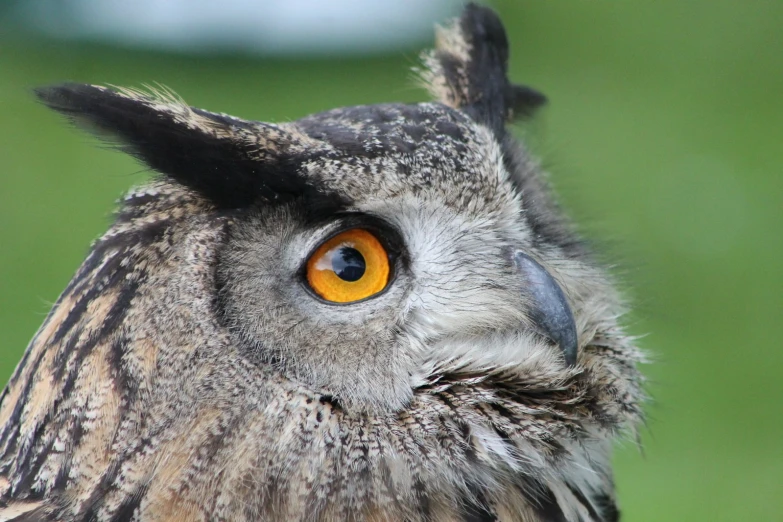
[0,4,644,522]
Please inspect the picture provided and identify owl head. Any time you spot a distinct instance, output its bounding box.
[0,4,644,521]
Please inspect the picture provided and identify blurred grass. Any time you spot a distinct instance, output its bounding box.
[1,1,782,520]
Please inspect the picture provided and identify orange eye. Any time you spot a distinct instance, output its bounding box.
[306,228,390,303]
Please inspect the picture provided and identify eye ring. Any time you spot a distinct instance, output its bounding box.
[305,228,391,303]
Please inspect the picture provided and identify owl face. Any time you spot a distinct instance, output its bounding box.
[217,101,580,412]
[0,5,644,521]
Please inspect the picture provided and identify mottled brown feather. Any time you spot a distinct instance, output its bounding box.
[0,5,644,522]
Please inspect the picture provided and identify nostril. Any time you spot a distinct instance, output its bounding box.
[513,251,578,366]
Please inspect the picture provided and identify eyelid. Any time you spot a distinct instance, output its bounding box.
[300,214,403,269]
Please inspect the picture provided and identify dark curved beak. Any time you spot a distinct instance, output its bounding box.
[514,252,578,366]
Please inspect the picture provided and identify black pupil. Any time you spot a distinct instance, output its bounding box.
[332,247,366,282]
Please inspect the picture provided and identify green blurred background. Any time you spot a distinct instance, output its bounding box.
[1,1,781,520]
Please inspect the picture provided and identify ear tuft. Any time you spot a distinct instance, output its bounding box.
[35,83,322,208]
[419,3,546,134]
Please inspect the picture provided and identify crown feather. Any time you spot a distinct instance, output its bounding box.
[35,83,328,208]
[419,3,546,134]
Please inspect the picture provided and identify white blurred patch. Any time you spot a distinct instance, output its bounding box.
[15,0,460,55]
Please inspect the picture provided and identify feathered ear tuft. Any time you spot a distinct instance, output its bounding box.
[35,83,324,208]
[419,3,546,134]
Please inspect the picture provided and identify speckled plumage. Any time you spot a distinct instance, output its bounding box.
[0,5,644,521]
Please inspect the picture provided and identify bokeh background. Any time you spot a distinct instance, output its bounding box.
[1,1,781,520]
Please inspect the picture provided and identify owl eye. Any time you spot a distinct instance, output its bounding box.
[306,228,391,303]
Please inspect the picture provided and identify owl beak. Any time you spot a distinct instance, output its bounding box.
[514,252,578,366]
